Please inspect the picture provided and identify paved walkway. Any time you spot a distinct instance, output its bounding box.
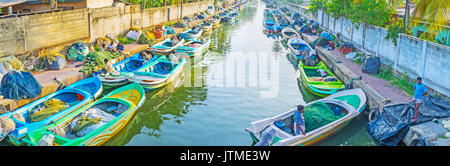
[305,34,411,104]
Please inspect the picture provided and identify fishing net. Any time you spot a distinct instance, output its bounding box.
[0,56,23,72]
[0,116,15,141]
[304,102,345,133]
[137,34,152,45]
[96,37,111,47]
[0,71,42,100]
[28,99,69,122]
[79,51,122,75]
[67,42,89,61]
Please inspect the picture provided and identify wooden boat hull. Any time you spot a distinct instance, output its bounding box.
[299,61,345,97]
[174,40,211,59]
[94,54,157,88]
[245,88,367,146]
[131,56,186,92]
[6,77,103,144]
[19,83,145,146]
[151,38,185,56]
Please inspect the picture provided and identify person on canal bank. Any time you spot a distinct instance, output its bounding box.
[116,42,124,52]
[107,41,116,52]
[411,77,428,122]
[294,105,306,136]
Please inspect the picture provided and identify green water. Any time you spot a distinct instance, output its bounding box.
[104,1,375,146]
[0,0,375,146]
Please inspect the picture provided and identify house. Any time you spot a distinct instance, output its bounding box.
[1,0,114,15]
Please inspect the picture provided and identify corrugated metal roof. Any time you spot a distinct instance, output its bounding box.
[0,0,32,7]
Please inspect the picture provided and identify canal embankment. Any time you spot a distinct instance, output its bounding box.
[279,1,449,111]
[0,1,237,110]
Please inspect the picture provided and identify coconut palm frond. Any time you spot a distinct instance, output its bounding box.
[410,0,450,33]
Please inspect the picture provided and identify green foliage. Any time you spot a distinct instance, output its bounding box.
[385,18,412,45]
[123,0,178,8]
[305,0,329,14]
[373,65,414,96]
[324,0,391,28]
[281,0,304,5]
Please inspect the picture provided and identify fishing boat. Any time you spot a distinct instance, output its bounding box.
[245,88,366,146]
[150,36,185,56]
[20,83,145,146]
[210,16,221,28]
[174,39,211,59]
[179,27,203,41]
[4,77,103,145]
[287,37,316,63]
[130,56,186,91]
[299,61,345,97]
[218,12,229,19]
[199,21,213,31]
[281,27,299,40]
[263,20,277,34]
[93,53,157,88]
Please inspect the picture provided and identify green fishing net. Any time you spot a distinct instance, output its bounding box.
[304,102,345,133]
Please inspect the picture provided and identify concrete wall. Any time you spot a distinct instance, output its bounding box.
[86,0,113,9]
[283,2,450,98]
[0,0,214,56]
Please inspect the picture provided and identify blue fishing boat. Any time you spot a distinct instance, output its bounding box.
[287,37,316,64]
[151,36,185,56]
[93,53,157,88]
[264,20,277,34]
[174,39,211,59]
[130,56,186,91]
[3,77,103,145]
[179,27,203,41]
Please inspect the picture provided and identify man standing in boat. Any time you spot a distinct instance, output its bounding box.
[411,77,428,122]
[294,105,306,136]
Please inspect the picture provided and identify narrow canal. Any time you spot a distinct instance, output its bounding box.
[104,0,375,146]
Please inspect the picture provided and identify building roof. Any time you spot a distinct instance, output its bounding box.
[0,0,32,8]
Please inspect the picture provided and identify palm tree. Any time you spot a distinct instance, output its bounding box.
[410,0,449,33]
[389,0,449,34]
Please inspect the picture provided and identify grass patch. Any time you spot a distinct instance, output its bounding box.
[117,35,136,44]
[372,65,414,96]
[352,53,364,65]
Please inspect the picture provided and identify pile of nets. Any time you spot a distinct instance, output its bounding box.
[79,51,122,75]
[126,27,141,40]
[0,71,42,100]
[0,56,23,81]
[67,42,89,61]
[165,26,175,35]
[28,98,69,122]
[95,37,111,47]
[0,116,15,141]
[41,52,67,70]
[304,102,345,133]
[68,107,115,138]
[137,31,155,45]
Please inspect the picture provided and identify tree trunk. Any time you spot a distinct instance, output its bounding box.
[142,0,147,9]
[164,0,167,6]
[50,0,58,10]
[404,0,410,29]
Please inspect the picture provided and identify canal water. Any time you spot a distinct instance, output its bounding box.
[105,0,375,146]
[0,0,375,146]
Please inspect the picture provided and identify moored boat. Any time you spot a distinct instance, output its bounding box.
[245,88,366,146]
[263,20,277,34]
[130,55,186,91]
[287,36,316,63]
[281,27,299,40]
[174,39,211,59]
[20,83,145,146]
[150,36,185,56]
[93,53,157,88]
[3,77,103,145]
[179,27,203,41]
[299,61,345,97]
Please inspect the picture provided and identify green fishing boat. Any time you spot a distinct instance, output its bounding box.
[19,83,145,146]
[298,61,345,97]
